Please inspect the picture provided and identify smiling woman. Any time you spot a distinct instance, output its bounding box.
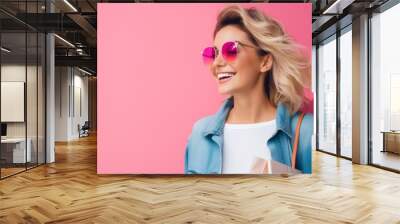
[184,5,313,174]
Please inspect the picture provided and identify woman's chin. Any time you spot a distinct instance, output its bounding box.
[217,86,235,96]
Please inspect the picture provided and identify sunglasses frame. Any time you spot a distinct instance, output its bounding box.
[202,40,262,65]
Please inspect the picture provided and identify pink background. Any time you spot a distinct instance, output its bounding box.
[97,3,312,174]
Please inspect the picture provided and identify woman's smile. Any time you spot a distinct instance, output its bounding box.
[216,71,236,84]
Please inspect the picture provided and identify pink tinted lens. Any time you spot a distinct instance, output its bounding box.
[202,47,216,65]
[222,41,237,62]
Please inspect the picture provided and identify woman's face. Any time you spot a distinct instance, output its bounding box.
[211,25,270,95]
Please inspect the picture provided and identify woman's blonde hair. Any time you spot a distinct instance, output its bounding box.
[214,5,309,114]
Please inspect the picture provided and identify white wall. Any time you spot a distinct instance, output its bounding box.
[1,66,26,137]
[55,67,89,141]
[55,66,69,141]
[72,73,89,138]
[1,65,40,137]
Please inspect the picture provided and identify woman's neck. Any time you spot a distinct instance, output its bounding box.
[227,87,276,124]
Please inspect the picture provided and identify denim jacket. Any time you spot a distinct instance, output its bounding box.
[184,97,313,174]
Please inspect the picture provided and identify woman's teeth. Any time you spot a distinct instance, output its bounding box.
[217,72,235,80]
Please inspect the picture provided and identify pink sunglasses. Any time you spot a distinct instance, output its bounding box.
[201,40,265,65]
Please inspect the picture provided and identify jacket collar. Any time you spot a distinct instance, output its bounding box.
[202,97,293,138]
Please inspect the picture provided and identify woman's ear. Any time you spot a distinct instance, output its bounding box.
[260,54,273,73]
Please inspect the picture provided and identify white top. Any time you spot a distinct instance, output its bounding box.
[222,120,276,174]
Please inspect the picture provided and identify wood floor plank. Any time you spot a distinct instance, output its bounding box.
[0,134,400,223]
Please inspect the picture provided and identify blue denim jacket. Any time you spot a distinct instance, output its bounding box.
[184,97,313,174]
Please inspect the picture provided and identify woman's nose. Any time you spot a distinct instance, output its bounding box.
[212,51,226,68]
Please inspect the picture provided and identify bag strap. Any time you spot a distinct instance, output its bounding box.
[291,113,305,169]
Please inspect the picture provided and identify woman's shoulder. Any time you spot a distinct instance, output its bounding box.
[191,115,215,134]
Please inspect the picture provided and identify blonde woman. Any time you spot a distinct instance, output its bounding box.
[184,5,313,174]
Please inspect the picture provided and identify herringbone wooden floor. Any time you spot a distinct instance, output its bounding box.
[1,134,400,224]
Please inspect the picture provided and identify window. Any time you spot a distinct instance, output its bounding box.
[317,36,337,154]
[370,2,400,171]
[0,1,46,179]
[339,27,352,158]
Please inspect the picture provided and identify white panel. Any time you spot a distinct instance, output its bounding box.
[12,139,32,163]
[1,82,25,122]
[46,31,56,163]
[73,86,81,138]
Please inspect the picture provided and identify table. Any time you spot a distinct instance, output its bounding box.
[1,138,32,164]
[381,131,400,154]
